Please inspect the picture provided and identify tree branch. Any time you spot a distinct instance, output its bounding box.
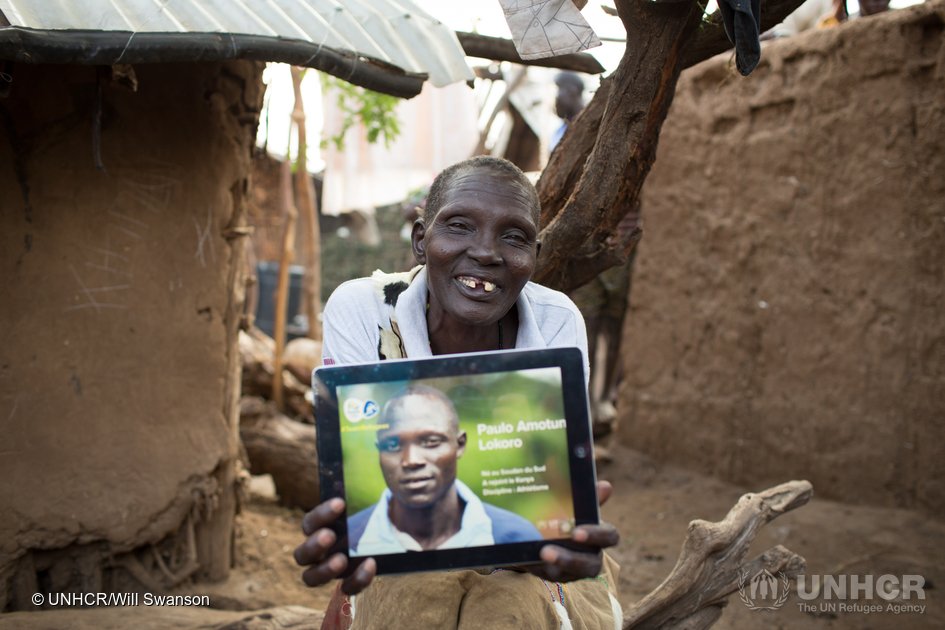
[456,32,605,74]
[546,227,643,294]
[535,0,703,288]
[683,0,808,69]
[535,0,807,291]
[624,481,813,629]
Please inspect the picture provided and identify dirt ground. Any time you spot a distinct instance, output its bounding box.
[2,443,941,628]
[598,446,943,629]
[222,446,943,629]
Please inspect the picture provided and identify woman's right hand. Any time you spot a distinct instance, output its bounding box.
[293,498,377,594]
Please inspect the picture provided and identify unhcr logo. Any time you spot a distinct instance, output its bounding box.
[795,574,926,615]
[738,572,928,615]
[738,569,790,611]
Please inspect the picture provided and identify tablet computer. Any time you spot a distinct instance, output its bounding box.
[312,347,599,575]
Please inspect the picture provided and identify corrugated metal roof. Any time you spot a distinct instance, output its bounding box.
[0,0,474,97]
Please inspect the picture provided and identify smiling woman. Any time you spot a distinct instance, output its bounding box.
[314,156,591,374]
[415,157,541,354]
[295,156,621,629]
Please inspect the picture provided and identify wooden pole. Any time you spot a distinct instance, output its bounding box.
[272,159,297,412]
[473,66,528,156]
[290,66,322,340]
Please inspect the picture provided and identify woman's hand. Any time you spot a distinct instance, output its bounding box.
[530,480,619,582]
[293,498,377,594]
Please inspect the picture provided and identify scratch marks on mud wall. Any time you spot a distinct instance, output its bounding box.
[65,164,182,313]
[193,206,217,268]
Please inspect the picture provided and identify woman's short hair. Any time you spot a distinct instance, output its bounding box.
[424,156,540,227]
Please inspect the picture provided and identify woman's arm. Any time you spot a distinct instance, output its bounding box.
[319,278,382,366]
[296,278,385,593]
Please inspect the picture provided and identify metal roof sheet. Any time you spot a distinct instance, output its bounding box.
[0,0,474,97]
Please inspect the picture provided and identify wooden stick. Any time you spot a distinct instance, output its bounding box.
[456,31,605,74]
[473,66,528,156]
[290,67,322,340]
[272,159,297,412]
[624,480,813,629]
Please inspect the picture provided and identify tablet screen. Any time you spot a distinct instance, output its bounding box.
[337,367,574,557]
[313,347,598,575]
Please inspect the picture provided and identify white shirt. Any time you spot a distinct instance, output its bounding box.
[354,480,495,556]
[320,266,590,385]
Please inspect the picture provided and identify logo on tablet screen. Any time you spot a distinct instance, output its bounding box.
[343,398,379,422]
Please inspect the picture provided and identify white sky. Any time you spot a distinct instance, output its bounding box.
[256,1,628,167]
[258,0,926,170]
[412,0,926,50]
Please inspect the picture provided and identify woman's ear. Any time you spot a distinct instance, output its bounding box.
[411,219,427,264]
[535,239,542,260]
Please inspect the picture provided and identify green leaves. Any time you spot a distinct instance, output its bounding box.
[320,74,402,151]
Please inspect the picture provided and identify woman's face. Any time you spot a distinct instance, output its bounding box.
[412,167,539,328]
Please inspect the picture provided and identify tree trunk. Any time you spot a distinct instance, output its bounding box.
[535,0,704,293]
[291,67,323,341]
[535,0,807,293]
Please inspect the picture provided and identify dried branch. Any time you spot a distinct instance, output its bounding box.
[683,0,808,70]
[624,480,813,629]
[272,160,297,412]
[457,32,605,74]
[535,0,704,287]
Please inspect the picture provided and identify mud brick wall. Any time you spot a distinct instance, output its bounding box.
[621,2,945,516]
[0,61,263,609]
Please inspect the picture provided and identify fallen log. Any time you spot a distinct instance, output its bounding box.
[0,603,323,629]
[283,336,322,386]
[624,480,813,629]
[240,396,318,510]
[240,328,315,423]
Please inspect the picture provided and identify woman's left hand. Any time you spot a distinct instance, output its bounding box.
[529,480,619,582]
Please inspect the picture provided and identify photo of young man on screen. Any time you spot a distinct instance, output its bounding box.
[348,384,542,556]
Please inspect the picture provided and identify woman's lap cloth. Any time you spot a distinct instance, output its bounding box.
[320,554,621,630]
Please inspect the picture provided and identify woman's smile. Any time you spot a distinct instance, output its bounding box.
[413,167,539,330]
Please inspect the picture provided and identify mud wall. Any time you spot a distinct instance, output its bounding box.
[0,61,263,609]
[621,2,945,516]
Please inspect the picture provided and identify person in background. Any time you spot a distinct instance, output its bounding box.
[569,204,640,458]
[550,72,584,152]
[763,0,890,38]
[855,0,891,17]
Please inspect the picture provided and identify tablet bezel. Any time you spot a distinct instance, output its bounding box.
[312,346,599,575]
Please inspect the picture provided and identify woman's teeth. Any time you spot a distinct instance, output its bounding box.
[458,276,496,292]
